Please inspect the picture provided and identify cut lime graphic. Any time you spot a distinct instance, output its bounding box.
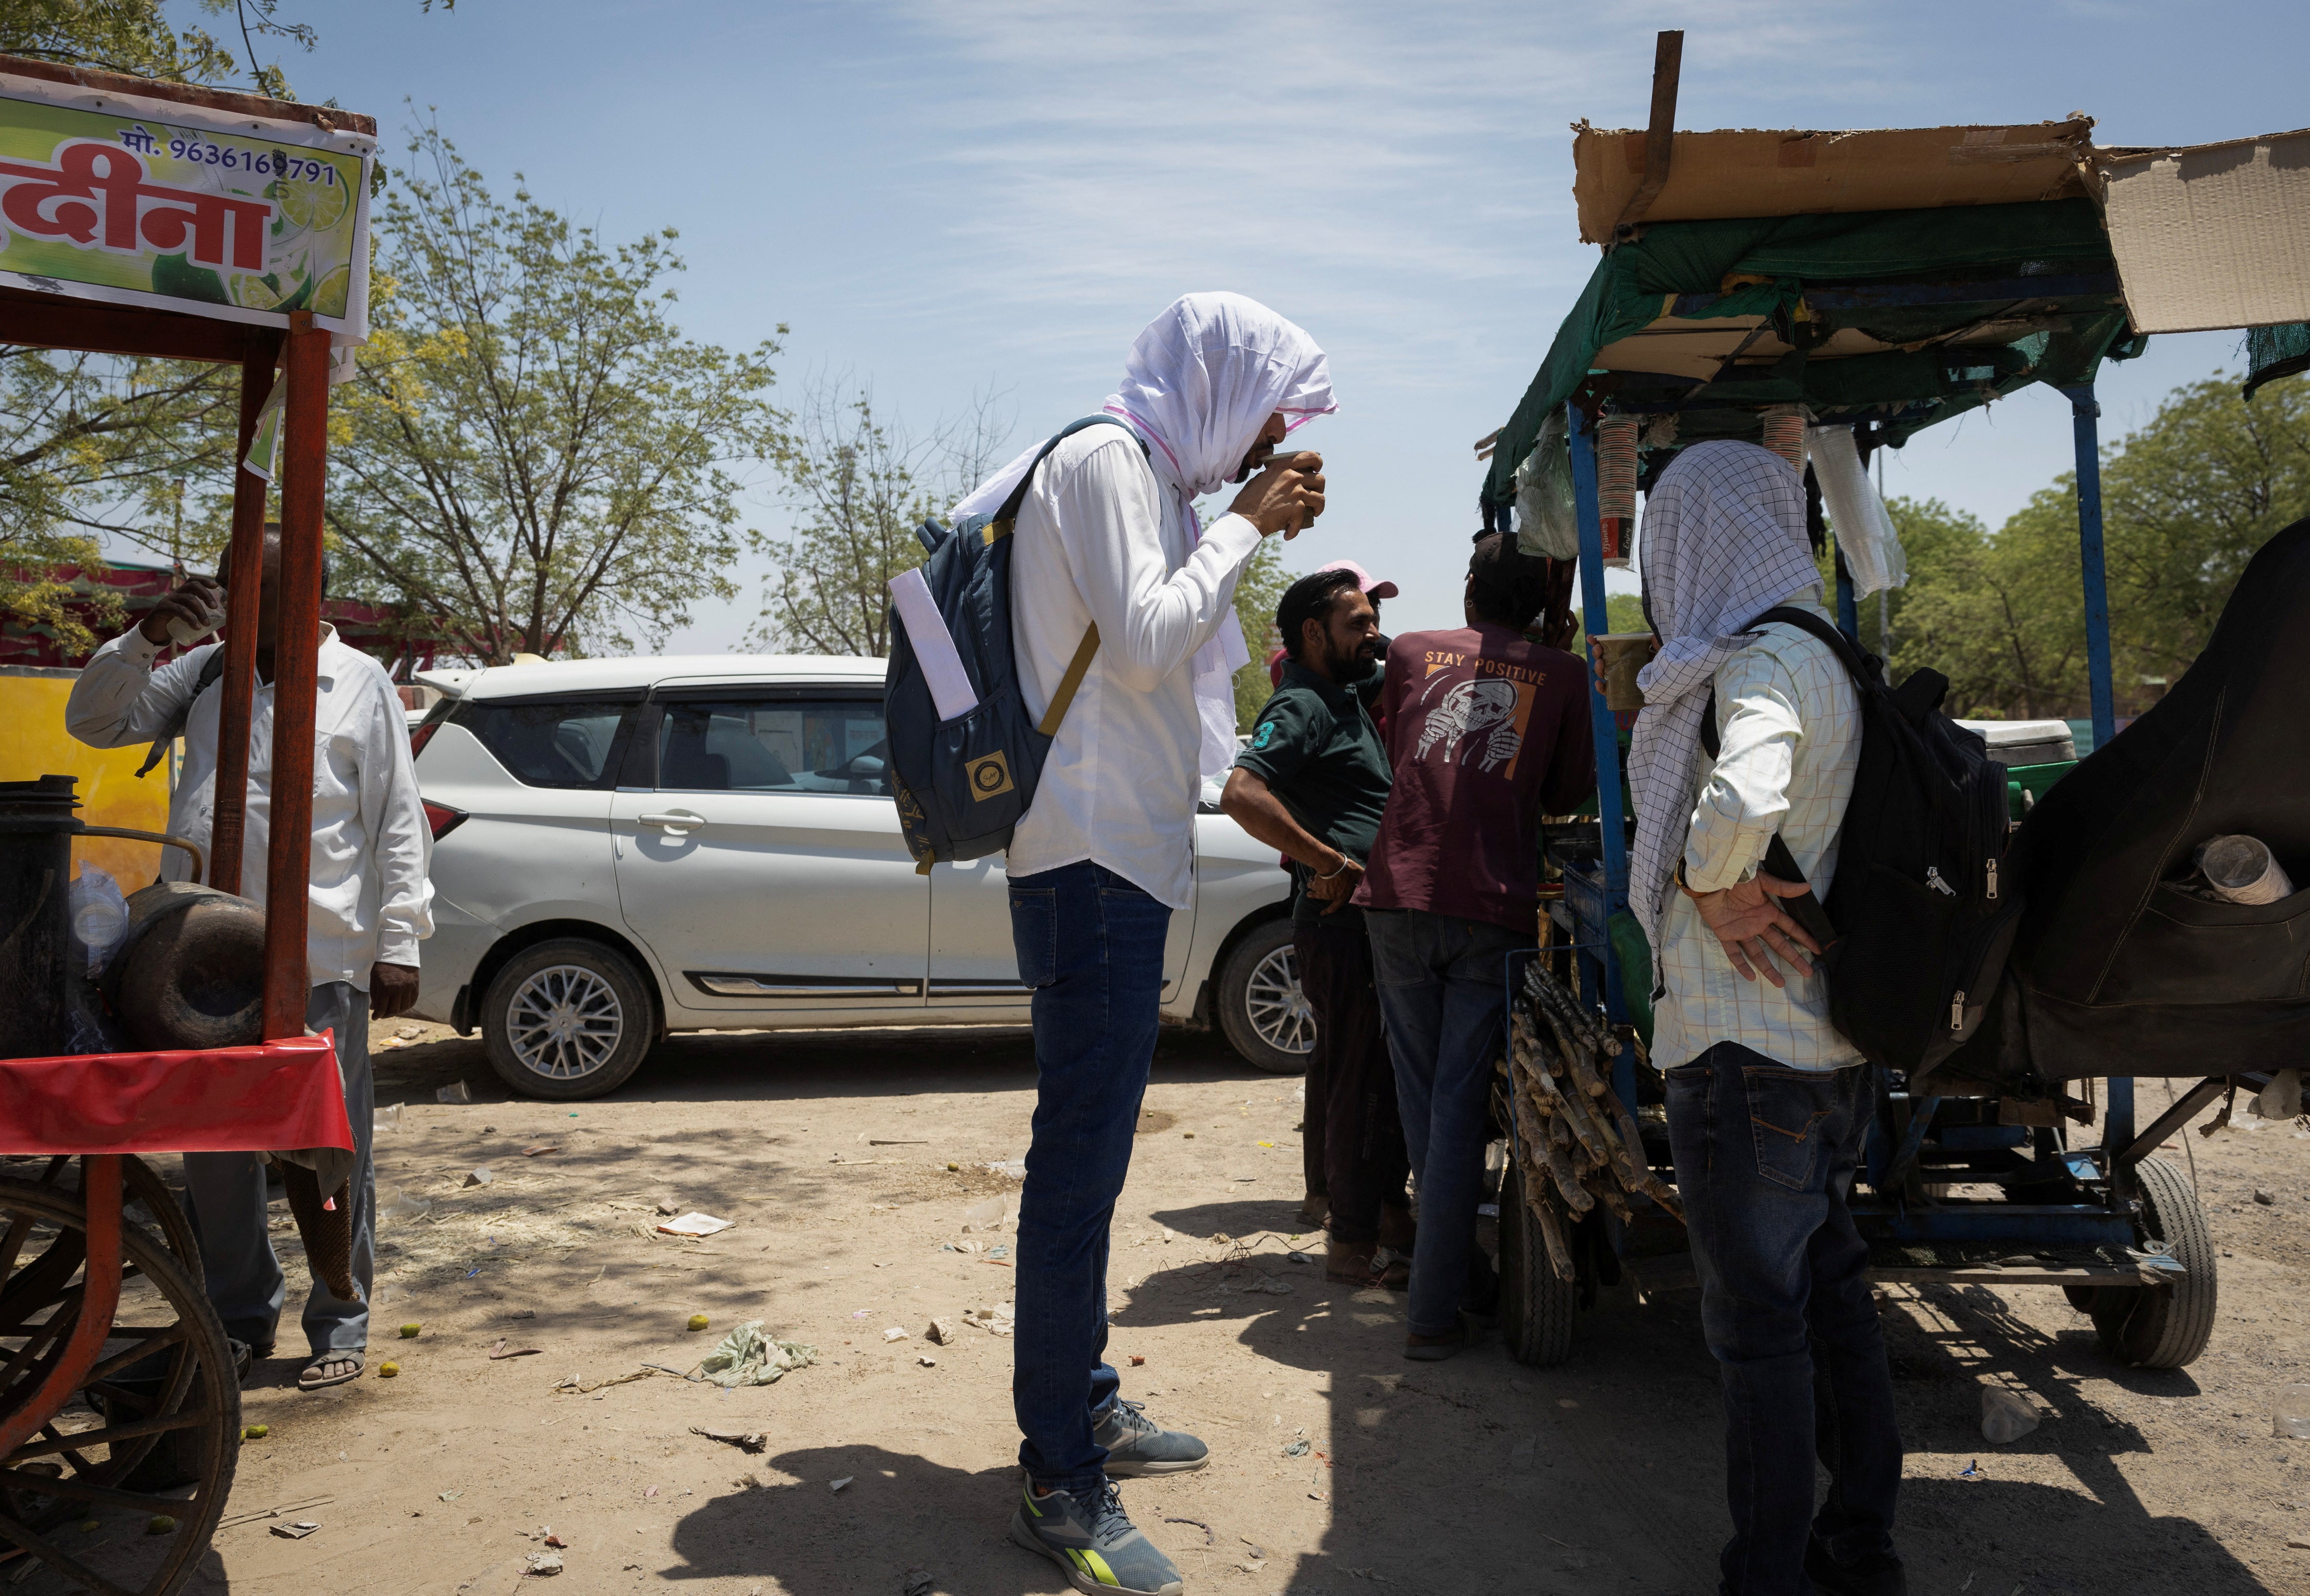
[152,252,227,305]
[275,177,346,234]
[311,263,352,317]
[232,271,287,310]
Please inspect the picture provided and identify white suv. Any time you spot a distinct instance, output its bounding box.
[406,655,1311,1098]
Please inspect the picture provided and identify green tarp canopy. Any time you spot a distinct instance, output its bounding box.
[1483,198,2143,505]
[2246,323,2310,401]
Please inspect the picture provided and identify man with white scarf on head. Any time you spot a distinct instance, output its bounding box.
[1626,439,1904,1596]
[962,293,1332,1596]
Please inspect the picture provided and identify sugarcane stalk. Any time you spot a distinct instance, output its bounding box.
[1553,1076,1615,1167]
[1528,1186,1577,1280]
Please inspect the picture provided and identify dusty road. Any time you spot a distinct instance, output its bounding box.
[42,1026,2310,1594]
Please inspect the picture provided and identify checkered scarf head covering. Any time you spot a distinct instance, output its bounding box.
[1626,440,1823,956]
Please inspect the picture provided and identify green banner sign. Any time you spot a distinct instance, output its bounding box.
[0,73,372,337]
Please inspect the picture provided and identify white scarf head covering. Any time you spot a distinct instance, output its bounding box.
[1625,440,1824,958]
[952,293,1336,781]
[953,291,1336,519]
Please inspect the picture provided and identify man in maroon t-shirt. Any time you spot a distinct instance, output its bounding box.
[1355,532,1594,1359]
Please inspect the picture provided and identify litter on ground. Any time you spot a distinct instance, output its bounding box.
[696,1321,819,1388]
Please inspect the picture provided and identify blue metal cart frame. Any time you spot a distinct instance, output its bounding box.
[1500,376,2215,1368]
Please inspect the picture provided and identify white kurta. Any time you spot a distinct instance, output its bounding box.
[1005,425,1262,909]
[65,624,435,988]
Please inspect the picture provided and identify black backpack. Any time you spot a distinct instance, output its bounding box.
[883,416,1145,870]
[1709,607,2018,1073]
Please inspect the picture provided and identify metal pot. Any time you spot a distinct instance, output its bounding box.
[103,882,267,1053]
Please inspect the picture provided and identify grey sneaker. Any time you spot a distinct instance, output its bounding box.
[1010,1480,1185,1596]
[1094,1398,1210,1477]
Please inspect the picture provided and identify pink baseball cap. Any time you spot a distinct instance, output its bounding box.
[1316,558,1399,601]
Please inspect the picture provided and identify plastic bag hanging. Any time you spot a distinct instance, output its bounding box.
[1806,424,1907,598]
[1512,410,1581,561]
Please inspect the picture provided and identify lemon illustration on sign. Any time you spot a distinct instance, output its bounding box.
[275,173,348,233]
[311,263,352,317]
[231,271,288,310]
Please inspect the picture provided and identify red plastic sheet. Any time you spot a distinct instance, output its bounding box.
[0,1031,352,1156]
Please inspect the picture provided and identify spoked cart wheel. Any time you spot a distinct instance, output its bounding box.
[0,1163,239,1596]
[2072,1155,2218,1369]
[1498,1158,1578,1367]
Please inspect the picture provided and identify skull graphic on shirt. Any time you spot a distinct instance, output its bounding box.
[1413,676,1525,773]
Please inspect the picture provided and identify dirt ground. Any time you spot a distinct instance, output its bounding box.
[38,1025,2310,1595]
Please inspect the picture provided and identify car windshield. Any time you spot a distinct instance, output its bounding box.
[657,699,891,797]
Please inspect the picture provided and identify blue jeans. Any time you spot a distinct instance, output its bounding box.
[1665,1044,1902,1596]
[1008,861,1172,1493]
[181,981,374,1357]
[1365,908,1532,1337]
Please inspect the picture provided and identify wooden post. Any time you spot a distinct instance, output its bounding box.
[260,313,330,1040]
[209,336,280,896]
[1611,30,1685,241]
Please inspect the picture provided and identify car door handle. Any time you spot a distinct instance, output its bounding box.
[638,811,706,835]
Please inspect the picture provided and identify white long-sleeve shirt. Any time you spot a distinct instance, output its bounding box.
[1006,425,1263,908]
[1651,602,1863,1072]
[64,624,434,988]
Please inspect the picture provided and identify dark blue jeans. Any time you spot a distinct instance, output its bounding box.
[1365,908,1533,1337]
[1008,860,1172,1493]
[1665,1044,1902,1596]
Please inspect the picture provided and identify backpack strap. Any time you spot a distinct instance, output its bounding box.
[136,646,227,778]
[986,414,1148,540]
[983,414,1151,739]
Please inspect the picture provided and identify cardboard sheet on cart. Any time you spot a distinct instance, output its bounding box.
[2099,128,2310,334]
[1570,119,2095,243]
[0,1031,352,1156]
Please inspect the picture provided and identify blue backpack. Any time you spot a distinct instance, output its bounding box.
[884,416,1145,870]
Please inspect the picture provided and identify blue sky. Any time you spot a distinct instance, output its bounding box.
[203,0,2310,644]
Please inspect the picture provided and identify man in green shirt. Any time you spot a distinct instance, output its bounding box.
[1222,565,1412,1285]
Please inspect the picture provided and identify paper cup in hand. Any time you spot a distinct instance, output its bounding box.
[1592,634,1657,713]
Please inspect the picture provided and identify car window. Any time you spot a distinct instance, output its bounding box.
[657,698,890,797]
[463,697,636,789]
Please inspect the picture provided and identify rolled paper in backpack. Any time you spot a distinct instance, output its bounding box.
[1591,634,1657,713]
[888,568,980,723]
[2197,834,2295,905]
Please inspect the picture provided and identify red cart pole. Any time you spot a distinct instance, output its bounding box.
[260,313,330,1040]
[208,335,281,896]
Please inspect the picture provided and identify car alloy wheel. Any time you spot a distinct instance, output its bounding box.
[1244,942,1314,1057]
[505,963,625,1080]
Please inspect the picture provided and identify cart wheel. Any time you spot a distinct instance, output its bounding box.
[2085,1155,2218,1370]
[0,1174,240,1595]
[1498,1159,1577,1367]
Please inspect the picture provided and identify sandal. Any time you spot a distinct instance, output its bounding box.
[1325,1239,1377,1284]
[1402,1320,1476,1363]
[298,1353,363,1391]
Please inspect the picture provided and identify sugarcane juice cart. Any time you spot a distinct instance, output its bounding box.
[0,56,374,1593]
[1480,47,2310,1370]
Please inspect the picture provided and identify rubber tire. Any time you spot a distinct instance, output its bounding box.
[1215,918,1311,1076]
[2088,1155,2217,1369]
[1498,1158,1577,1367]
[481,938,654,1101]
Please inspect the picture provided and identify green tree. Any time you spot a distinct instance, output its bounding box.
[0,1,448,651]
[1880,374,2310,718]
[750,384,1015,657]
[315,125,786,663]
[752,387,933,657]
[1226,537,1292,730]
